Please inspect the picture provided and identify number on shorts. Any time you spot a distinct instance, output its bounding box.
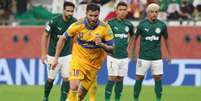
[138,60,142,67]
[110,61,113,68]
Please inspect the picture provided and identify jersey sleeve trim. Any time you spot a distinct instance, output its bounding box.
[103,40,114,46]
[64,32,71,40]
[77,38,100,49]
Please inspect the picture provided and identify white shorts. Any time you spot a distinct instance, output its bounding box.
[107,56,129,77]
[47,55,72,79]
[136,58,163,75]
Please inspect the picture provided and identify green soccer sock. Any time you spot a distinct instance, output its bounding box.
[105,80,115,101]
[115,81,123,101]
[156,99,161,101]
[134,80,143,100]
[44,80,53,99]
[155,80,162,101]
[134,98,139,101]
[60,80,70,101]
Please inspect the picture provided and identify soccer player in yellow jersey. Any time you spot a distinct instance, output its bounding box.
[51,3,114,101]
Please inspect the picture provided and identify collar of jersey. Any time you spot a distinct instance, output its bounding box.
[147,18,158,24]
[83,18,100,30]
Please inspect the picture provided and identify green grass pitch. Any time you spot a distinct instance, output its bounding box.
[0,85,200,101]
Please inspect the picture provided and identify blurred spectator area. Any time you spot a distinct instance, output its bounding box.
[0,0,201,26]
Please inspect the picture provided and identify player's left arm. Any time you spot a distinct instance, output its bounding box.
[127,23,135,58]
[162,24,172,63]
[128,24,134,45]
[95,25,114,54]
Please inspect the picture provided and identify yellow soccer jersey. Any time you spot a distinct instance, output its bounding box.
[64,19,114,72]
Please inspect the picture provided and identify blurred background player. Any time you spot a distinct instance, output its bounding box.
[104,1,134,101]
[131,3,171,101]
[40,1,77,101]
[51,3,114,101]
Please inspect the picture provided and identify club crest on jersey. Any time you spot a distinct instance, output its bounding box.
[155,28,161,34]
[125,26,129,32]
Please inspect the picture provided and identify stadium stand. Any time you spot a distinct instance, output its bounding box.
[0,0,200,26]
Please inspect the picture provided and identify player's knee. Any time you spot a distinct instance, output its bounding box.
[117,76,124,81]
[153,75,162,80]
[78,86,88,101]
[108,76,117,81]
[70,80,79,91]
[63,78,69,82]
[70,84,79,91]
[136,75,144,80]
[47,78,54,83]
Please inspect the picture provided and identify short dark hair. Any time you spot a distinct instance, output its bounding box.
[86,3,100,12]
[116,1,128,9]
[63,1,75,9]
[197,5,201,12]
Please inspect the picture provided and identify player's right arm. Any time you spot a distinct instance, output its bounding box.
[51,34,66,69]
[162,24,172,63]
[41,21,53,64]
[51,22,78,68]
[97,24,114,54]
[41,31,49,64]
[129,23,141,60]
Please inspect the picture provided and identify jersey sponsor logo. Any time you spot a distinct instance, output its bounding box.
[114,33,128,39]
[155,28,161,34]
[145,35,159,41]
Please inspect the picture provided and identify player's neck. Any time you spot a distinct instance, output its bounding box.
[84,18,100,30]
[116,16,124,21]
[148,18,157,23]
[63,15,70,22]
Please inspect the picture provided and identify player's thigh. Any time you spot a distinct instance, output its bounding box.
[69,68,84,81]
[60,55,72,78]
[82,68,98,91]
[107,56,119,76]
[151,59,163,75]
[136,58,151,75]
[81,77,96,91]
[118,58,129,76]
[47,55,61,79]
